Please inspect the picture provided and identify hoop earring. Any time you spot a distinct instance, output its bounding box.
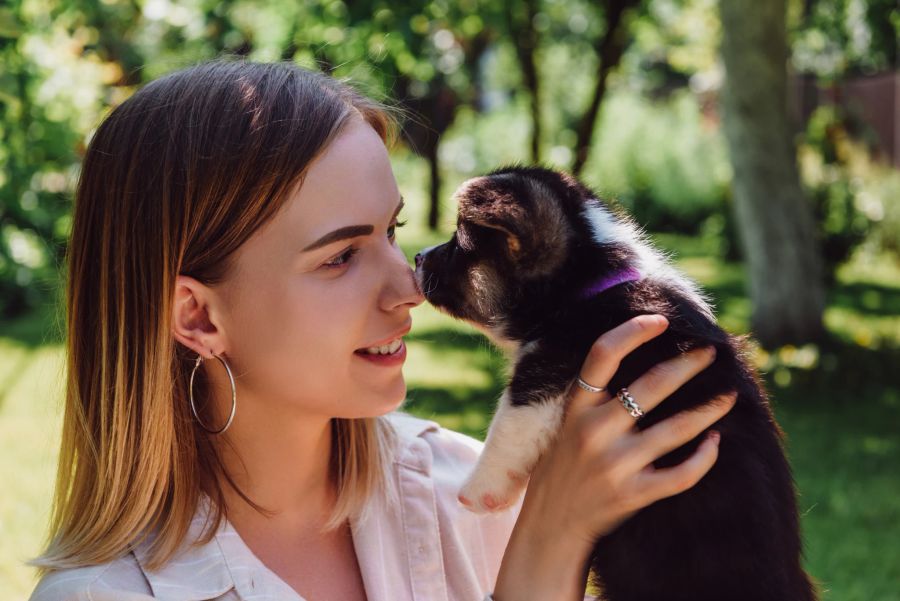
[189,352,237,435]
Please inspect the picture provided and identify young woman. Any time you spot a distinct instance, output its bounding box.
[28,59,735,601]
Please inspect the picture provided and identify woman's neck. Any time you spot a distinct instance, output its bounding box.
[213,402,336,529]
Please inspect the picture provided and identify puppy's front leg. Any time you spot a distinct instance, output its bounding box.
[458,388,567,513]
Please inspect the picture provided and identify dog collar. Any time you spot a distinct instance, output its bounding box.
[580,266,642,299]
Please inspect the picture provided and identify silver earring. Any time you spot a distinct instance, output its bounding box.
[189,352,237,435]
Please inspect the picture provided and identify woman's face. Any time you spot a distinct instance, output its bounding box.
[213,116,424,419]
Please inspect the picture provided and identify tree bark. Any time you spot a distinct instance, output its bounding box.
[571,0,634,175]
[399,82,458,230]
[507,0,542,163]
[719,0,826,348]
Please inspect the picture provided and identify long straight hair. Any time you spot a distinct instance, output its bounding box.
[31,58,401,574]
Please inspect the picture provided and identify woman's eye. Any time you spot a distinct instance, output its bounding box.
[323,219,405,269]
[324,247,359,268]
[388,219,406,241]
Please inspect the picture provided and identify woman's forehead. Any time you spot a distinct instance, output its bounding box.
[278,119,400,238]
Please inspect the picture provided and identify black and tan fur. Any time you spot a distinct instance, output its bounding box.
[413,166,817,601]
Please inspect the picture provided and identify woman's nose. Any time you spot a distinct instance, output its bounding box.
[384,249,424,310]
[394,265,425,309]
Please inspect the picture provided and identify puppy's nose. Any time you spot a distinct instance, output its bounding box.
[415,245,439,269]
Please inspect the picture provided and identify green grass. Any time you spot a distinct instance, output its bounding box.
[2,228,898,599]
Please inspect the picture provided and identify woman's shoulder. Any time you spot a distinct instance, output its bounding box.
[29,553,154,601]
[386,410,485,472]
[386,409,522,517]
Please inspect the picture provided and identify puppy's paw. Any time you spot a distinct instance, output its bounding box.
[458,467,527,514]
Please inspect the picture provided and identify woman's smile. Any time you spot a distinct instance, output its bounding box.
[353,338,407,366]
[353,321,412,366]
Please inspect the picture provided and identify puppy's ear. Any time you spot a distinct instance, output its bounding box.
[455,172,571,276]
[456,180,529,257]
[468,215,523,256]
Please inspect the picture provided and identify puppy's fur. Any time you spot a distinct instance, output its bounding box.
[414,166,817,601]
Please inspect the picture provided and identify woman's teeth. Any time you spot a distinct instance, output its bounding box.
[362,338,403,355]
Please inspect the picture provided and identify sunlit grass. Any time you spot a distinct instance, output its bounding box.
[0,339,64,597]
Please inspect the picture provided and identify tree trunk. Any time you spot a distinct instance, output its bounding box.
[507,0,541,163]
[398,82,458,230]
[426,140,440,230]
[571,0,634,175]
[719,0,826,348]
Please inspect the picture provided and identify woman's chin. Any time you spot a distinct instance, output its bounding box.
[341,379,407,419]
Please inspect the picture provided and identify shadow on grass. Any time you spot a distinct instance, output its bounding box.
[403,327,508,439]
[827,281,900,317]
[766,332,900,407]
[406,326,501,354]
[403,384,502,439]
[404,384,501,417]
[699,261,900,319]
[703,273,746,299]
[767,334,900,599]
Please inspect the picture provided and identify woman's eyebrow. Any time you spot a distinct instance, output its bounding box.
[302,197,404,253]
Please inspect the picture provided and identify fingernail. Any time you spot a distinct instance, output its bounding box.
[688,346,716,361]
[715,392,737,409]
[709,430,721,445]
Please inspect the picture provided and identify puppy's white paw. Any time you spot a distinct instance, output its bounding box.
[457,466,529,514]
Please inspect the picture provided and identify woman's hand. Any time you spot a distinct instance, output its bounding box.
[492,314,737,601]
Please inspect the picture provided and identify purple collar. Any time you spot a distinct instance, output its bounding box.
[580,266,642,300]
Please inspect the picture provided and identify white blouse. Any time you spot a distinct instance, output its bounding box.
[29,412,527,601]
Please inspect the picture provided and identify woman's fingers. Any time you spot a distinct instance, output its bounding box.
[567,314,670,419]
[629,428,722,506]
[620,392,737,472]
[593,345,719,434]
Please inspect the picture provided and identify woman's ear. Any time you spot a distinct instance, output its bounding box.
[172,275,227,359]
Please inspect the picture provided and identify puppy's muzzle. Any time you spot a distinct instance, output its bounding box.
[413,244,439,292]
[414,244,439,268]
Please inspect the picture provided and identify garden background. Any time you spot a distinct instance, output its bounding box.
[1,0,898,599]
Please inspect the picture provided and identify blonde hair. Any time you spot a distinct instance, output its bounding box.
[32,58,403,574]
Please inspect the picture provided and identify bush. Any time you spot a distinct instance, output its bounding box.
[583,89,731,235]
[799,105,899,286]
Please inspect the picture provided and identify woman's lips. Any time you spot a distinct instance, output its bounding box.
[353,339,407,366]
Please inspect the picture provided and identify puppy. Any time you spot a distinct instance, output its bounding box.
[414,166,817,601]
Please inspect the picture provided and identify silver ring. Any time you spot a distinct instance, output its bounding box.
[617,387,644,418]
[189,353,237,435]
[576,376,606,394]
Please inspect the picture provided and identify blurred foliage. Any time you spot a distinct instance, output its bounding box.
[799,105,900,285]
[791,0,899,78]
[801,106,871,285]
[585,89,731,234]
[0,0,897,318]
